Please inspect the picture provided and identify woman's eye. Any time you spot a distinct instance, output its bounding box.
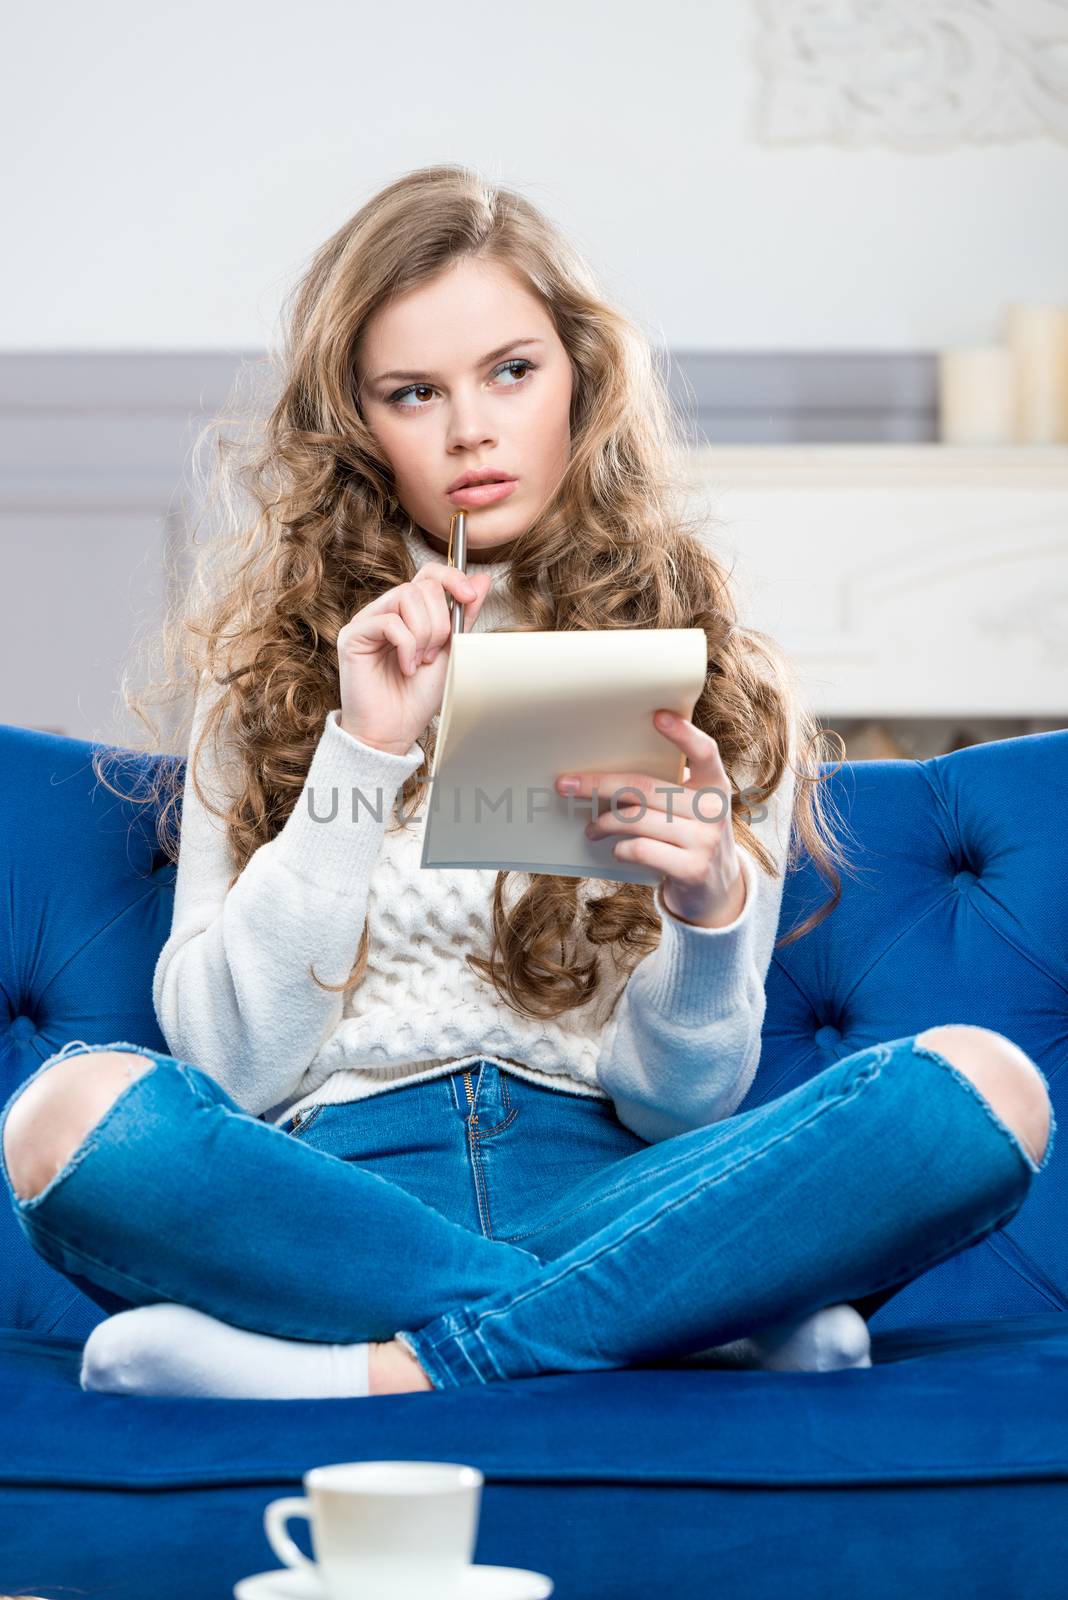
[494,358,536,387]
[386,358,536,411]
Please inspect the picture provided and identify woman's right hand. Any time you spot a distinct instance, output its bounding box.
[336,563,494,755]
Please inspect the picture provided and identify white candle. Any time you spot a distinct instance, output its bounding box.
[1004,302,1068,445]
[938,346,1016,445]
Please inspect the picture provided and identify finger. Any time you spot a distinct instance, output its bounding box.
[559,770,732,826]
[377,614,421,676]
[599,833,697,880]
[434,571,484,654]
[461,569,493,632]
[345,610,417,664]
[555,771,688,809]
[411,568,479,664]
[395,582,435,656]
[611,783,728,824]
[410,572,454,655]
[652,711,729,789]
[586,804,705,850]
[412,564,479,610]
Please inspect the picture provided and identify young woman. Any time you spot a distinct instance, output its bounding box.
[1,165,1053,1401]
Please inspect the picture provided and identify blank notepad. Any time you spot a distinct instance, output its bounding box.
[419,628,709,884]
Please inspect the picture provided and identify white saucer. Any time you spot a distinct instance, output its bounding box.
[234,1564,553,1600]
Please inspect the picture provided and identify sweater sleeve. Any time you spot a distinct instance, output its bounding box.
[151,676,425,1118]
[593,757,796,1143]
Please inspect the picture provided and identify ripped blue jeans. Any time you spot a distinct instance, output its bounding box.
[0,1032,1053,1390]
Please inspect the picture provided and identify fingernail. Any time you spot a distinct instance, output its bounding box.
[558,777,579,793]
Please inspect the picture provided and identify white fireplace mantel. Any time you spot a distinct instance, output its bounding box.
[684,445,1068,719]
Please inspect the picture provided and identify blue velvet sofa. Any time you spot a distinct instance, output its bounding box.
[1,721,1066,1600]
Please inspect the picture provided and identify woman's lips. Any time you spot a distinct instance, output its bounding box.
[447,478,518,507]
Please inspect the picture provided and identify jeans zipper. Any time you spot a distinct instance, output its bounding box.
[293,1069,478,1128]
[463,1065,491,1236]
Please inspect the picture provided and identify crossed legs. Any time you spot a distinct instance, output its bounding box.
[2,1024,1053,1394]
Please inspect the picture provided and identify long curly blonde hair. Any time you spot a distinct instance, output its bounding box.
[95,162,852,1026]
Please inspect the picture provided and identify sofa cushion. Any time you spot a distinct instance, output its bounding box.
[1,1317,1067,1600]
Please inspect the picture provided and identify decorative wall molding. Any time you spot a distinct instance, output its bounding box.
[687,445,1068,718]
[752,0,1068,151]
[978,583,1068,669]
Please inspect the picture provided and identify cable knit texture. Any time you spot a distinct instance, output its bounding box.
[152,522,796,1142]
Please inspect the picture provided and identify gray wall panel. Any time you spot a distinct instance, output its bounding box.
[0,349,938,740]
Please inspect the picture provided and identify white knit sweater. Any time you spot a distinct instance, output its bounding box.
[152,522,797,1143]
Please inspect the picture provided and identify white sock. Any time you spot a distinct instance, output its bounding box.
[78,1299,870,1397]
[693,1302,873,1373]
[79,1302,372,1399]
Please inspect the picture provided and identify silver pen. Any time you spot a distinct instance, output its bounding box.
[447,509,468,635]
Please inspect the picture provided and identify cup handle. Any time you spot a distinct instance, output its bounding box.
[264,1496,317,1571]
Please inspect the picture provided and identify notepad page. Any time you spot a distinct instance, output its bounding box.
[420,628,708,883]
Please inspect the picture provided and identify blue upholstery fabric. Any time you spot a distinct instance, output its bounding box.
[749,728,1068,1329]
[2,1318,1068,1598]
[1,721,1065,1598]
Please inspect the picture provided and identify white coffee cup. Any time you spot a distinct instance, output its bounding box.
[264,1459,483,1600]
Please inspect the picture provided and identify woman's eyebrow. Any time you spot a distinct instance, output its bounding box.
[370,337,545,386]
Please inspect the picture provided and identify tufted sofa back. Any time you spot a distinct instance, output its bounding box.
[748,727,1067,1329]
[1,723,1065,1335]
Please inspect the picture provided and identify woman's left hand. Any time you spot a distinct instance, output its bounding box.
[555,709,747,930]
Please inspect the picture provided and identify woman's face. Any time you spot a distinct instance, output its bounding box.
[356,256,573,563]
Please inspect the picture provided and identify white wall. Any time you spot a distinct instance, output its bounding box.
[2,0,1066,353]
